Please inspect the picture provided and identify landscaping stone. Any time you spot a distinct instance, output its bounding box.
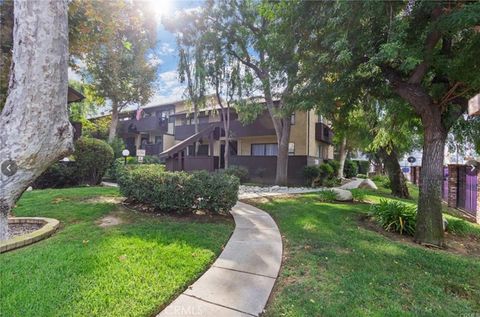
[340,178,378,190]
[239,184,321,199]
[331,188,353,201]
[358,179,378,190]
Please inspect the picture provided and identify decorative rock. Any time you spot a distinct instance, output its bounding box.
[330,188,353,201]
[358,179,378,190]
[26,186,33,192]
[339,179,363,190]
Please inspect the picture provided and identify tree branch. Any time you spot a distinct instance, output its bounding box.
[407,6,443,84]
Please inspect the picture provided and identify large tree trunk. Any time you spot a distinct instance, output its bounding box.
[414,116,447,246]
[0,0,71,241]
[108,104,119,142]
[380,146,410,198]
[275,117,291,185]
[337,135,348,178]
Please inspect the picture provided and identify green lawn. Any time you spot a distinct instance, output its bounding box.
[250,187,480,317]
[0,187,233,317]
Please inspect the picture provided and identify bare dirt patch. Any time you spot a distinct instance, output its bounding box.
[82,196,125,204]
[97,215,124,228]
[358,214,480,257]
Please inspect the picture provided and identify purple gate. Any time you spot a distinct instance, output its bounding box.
[465,167,478,215]
[442,167,449,200]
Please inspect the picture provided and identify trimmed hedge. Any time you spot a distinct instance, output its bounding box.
[117,165,239,215]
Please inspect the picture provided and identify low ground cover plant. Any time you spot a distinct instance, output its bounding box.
[318,189,337,202]
[350,188,367,202]
[370,199,417,236]
[117,165,239,214]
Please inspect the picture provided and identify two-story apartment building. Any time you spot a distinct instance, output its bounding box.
[116,99,334,184]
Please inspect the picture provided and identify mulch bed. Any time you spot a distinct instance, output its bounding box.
[358,214,480,257]
[7,223,43,238]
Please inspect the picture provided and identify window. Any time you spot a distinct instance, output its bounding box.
[291,113,295,125]
[155,136,162,144]
[288,142,295,155]
[251,143,278,156]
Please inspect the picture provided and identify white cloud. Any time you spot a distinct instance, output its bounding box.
[145,70,186,106]
[159,42,175,56]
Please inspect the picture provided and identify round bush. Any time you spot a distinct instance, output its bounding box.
[75,138,114,185]
[32,162,79,189]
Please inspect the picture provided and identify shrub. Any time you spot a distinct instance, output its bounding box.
[370,200,416,236]
[371,174,388,183]
[356,174,367,179]
[356,160,370,175]
[318,189,337,202]
[108,137,126,159]
[323,177,341,188]
[344,160,358,178]
[117,165,239,215]
[223,165,249,183]
[32,162,79,189]
[303,166,320,186]
[350,188,367,202]
[143,155,161,164]
[326,160,340,176]
[318,163,334,178]
[75,138,114,185]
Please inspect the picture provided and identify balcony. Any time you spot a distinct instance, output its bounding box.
[143,143,162,156]
[118,116,168,134]
[315,122,333,144]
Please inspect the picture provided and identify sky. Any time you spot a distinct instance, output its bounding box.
[69,0,204,112]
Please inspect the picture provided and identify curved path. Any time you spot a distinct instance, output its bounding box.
[158,201,282,317]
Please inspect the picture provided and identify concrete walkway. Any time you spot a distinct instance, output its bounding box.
[158,201,282,317]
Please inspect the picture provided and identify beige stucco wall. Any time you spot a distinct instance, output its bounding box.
[289,111,308,155]
[307,110,317,157]
[163,134,175,151]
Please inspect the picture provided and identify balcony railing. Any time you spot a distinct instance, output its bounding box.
[118,117,169,134]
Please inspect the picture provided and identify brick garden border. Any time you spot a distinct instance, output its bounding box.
[0,217,60,253]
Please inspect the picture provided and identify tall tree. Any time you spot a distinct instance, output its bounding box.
[292,0,480,246]
[202,0,304,184]
[164,11,208,154]
[74,0,159,142]
[0,0,71,240]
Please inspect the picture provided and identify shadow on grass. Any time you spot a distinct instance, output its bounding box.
[252,195,480,317]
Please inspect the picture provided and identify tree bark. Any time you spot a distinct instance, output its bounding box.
[380,146,410,198]
[275,117,291,185]
[0,0,71,240]
[108,104,119,142]
[414,114,447,246]
[337,135,348,178]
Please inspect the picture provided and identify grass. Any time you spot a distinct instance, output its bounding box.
[250,184,480,317]
[0,187,233,317]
